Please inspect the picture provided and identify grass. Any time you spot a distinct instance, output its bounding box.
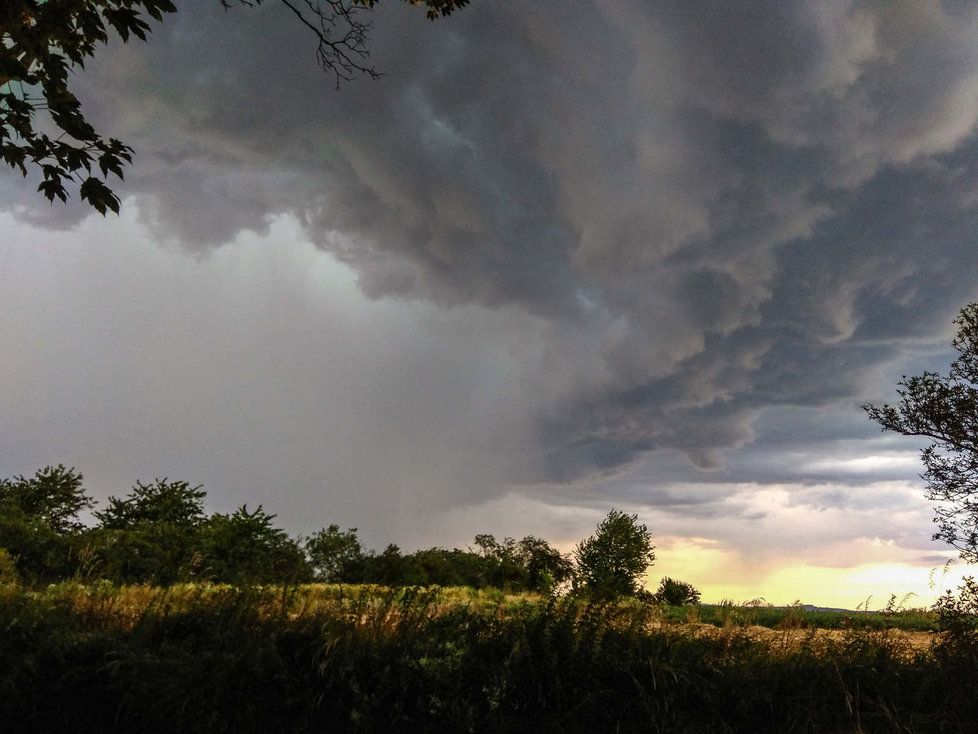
[660,601,941,632]
[1,582,976,732]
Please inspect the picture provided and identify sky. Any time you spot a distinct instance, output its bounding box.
[3,0,978,607]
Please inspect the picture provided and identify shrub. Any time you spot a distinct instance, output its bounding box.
[0,548,19,585]
[654,577,701,606]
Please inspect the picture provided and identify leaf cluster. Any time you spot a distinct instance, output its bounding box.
[3,0,470,212]
[865,303,978,561]
[574,508,656,598]
[1,1,178,212]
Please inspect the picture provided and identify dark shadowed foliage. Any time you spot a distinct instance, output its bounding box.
[865,302,978,562]
[197,505,311,584]
[0,465,92,582]
[0,0,469,212]
[653,577,701,607]
[0,464,92,533]
[574,509,656,598]
[2,586,978,733]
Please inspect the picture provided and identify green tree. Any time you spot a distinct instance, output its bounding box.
[305,524,364,582]
[653,577,701,606]
[0,465,93,533]
[864,303,978,562]
[95,478,206,529]
[574,509,656,598]
[91,478,207,583]
[0,547,19,584]
[0,466,92,581]
[516,536,574,593]
[197,504,310,583]
[1,0,470,212]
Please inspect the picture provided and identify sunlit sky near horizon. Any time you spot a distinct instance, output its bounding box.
[4,1,978,608]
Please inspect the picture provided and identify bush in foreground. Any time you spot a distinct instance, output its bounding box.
[2,583,977,733]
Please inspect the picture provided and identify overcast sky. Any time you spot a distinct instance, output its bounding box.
[4,0,978,606]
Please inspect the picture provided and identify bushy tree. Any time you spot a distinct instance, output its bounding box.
[865,303,978,561]
[0,511,72,582]
[0,547,19,585]
[90,479,208,583]
[574,509,656,598]
[305,524,364,582]
[653,577,701,606]
[95,479,206,529]
[198,505,310,583]
[0,465,93,533]
[0,466,92,582]
[515,536,574,593]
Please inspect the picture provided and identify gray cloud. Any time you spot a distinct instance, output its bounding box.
[5,0,978,519]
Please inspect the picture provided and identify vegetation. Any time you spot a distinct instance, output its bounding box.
[1,582,977,733]
[2,462,977,731]
[1,0,470,213]
[0,465,612,593]
[865,301,978,563]
[653,576,701,606]
[574,508,656,598]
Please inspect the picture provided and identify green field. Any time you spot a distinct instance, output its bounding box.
[2,582,976,733]
[662,601,941,632]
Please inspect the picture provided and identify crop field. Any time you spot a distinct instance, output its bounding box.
[2,582,977,733]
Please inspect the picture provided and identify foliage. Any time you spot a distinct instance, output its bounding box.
[574,509,656,598]
[0,466,92,583]
[474,534,574,592]
[197,505,311,584]
[656,602,941,632]
[79,478,206,583]
[0,0,170,213]
[95,478,207,529]
[513,535,575,593]
[0,511,74,583]
[2,582,977,733]
[305,524,364,582]
[0,547,20,585]
[84,523,200,584]
[865,302,978,561]
[654,576,701,606]
[933,576,978,639]
[0,464,646,595]
[1,0,469,212]
[0,464,93,533]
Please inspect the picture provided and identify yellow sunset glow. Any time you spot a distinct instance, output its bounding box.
[648,538,976,609]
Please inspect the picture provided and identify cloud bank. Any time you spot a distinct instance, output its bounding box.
[4,1,978,570]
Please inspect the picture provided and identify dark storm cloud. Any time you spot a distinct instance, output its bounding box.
[7,0,978,487]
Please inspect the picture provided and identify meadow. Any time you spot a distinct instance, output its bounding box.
[2,581,977,733]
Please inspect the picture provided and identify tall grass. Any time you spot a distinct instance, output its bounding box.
[1,583,976,732]
[661,600,941,632]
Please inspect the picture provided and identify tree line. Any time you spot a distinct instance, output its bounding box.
[0,467,675,599]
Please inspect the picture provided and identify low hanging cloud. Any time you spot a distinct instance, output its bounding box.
[6,0,978,491]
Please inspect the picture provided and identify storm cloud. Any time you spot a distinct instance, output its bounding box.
[4,1,978,574]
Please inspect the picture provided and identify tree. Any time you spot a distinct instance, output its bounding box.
[0,465,93,533]
[197,504,310,583]
[864,303,978,562]
[305,523,364,582]
[95,478,206,529]
[1,0,470,213]
[91,478,207,583]
[0,466,92,581]
[515,536,574,593]
[653,577,701,606]
[574,509,655,598]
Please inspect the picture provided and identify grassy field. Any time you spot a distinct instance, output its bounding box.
[661,600,940,632]
[2,582,976,732]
